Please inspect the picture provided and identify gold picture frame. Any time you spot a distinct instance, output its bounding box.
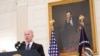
[48,0,98,56]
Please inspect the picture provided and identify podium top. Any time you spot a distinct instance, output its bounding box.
[0,49,40,56]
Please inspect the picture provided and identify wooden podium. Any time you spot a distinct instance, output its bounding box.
[0,49,40,56]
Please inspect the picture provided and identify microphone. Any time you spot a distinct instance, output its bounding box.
[20,41,25,46]
[15,41,20,49]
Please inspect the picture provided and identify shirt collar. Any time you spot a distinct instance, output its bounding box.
[26,41,33,44]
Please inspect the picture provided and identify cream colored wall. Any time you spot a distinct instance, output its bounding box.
[17,0,28,41]
[0,0,17,52]
[94,0,100,56]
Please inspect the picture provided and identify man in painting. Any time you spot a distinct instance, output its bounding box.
[62,11,80,52]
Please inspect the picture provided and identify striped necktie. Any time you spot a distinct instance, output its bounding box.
[26,44,30,50]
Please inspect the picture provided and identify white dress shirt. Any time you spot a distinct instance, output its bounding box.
[67,17,73,26]
[70,18,73,26]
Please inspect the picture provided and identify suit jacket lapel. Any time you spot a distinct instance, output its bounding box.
[30,42,35,49]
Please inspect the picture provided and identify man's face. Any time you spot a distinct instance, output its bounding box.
[66,12,71,19]
[24,30,33,43]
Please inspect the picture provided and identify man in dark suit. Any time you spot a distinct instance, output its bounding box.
[17,29,45,56]
[62,11,80,52]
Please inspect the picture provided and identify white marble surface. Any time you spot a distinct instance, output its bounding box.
[0,0,17,14]
[94,0,100,56]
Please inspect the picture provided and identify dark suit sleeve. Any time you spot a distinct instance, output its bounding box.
[38,45,45,56]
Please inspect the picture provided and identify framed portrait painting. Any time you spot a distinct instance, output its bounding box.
[48,0,98,56]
